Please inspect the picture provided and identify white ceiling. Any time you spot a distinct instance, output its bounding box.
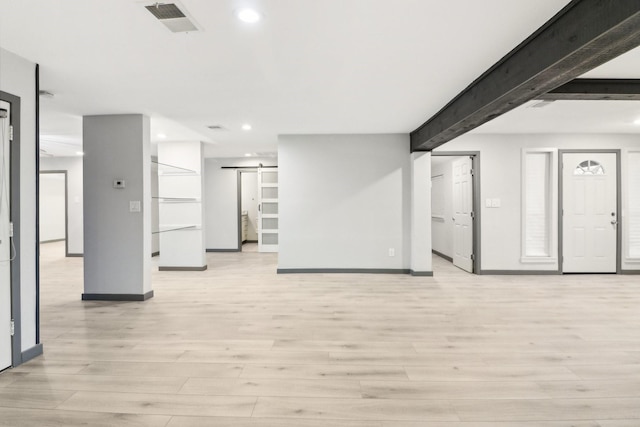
[2,0,637,158]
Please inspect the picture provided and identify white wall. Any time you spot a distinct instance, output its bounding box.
[278,134,411,270]
[410,152,432,274]
[39,156,83,254]
[0,48,37,352]
[39,173,66,242]
[204,157,277,250]
[437,133,640,272]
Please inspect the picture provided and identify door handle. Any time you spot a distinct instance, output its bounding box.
[611,220,618,225]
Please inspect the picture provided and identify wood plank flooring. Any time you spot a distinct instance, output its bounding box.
[1,241,640,425]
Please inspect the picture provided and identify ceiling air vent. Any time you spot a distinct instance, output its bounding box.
[145,2,199,33]
[207,125,227,131]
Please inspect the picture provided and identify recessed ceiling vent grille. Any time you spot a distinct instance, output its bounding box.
[207,125,227,131]
[145,2,199,33]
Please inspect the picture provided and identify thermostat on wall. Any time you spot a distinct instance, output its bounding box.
[113,179,126,189]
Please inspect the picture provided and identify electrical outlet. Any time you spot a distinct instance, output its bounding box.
[388,248,395,257]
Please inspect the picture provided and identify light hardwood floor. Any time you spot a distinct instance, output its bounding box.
[1,241,639,426]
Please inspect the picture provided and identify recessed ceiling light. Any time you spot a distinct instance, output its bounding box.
[157,133,167,139]
[245,153,252,157]
[634,118,640,125]
[237,8,261,23]
[242,123,252,131]
[76,151,84,156]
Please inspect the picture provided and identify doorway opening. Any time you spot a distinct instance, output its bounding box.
[559,150,621,273]
[236,166,279,253]
[431,152,481,274]
[238,170,259,252]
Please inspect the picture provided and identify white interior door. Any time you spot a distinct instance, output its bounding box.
[563,152,617,273]
[0,100,12,371]
[258,168,278,253]
[452,157,474,272]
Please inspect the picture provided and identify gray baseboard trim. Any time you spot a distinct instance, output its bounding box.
[66,253,83,258]
[621,270,640,275]
[243,240,258,244]
[206,249,241,253]
[410,270,434,277]
[82,291,154,301]
[278,268,412,275]
[432,250,453,263]
[159,266,208,271]
[479,270,561,276]
[40,238,65,244]
[151,251,160,257]
[20,343,44,365]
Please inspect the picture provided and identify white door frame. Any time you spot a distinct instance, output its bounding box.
[236,169,259,251]
[1,91,22,369]
[558,149,622,274]
[431,151,481,274]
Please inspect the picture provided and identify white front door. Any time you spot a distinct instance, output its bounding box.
[562,152,617,273]
[258,168,278,253]
[0,100,12,371]
[452,157,474,272]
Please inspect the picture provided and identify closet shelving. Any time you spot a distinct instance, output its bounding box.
[153,159,201,234]
[155,142,206,270]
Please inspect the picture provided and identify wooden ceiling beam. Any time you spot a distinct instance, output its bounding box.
[537,78,640,100]
[410,0,640,152]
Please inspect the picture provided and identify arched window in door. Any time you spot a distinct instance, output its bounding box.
[575,160,605,175]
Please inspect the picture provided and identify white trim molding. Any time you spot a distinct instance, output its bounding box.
[625,150,640,264]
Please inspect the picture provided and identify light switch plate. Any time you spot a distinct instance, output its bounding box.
[129,201,141,213]
[492,198,501,208]
[485,199,492,208]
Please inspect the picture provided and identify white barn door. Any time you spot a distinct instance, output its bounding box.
[258,167,278,253]
[452,157,474,272]
[0,101,12,371]
[562,152,617,273]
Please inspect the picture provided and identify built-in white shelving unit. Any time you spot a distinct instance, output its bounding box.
[156,142,207,270]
